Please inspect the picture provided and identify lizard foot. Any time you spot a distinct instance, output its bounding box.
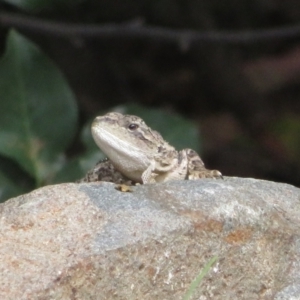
[188,169,223,180]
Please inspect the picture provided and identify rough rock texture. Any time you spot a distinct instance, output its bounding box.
[0,177,300,299]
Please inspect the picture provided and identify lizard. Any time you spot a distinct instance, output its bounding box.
[79,112,222,184]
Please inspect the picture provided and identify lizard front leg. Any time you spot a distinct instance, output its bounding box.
[151,151,188,183]
[141,160,158,184]
[184,149,223,179]
[142,152,187,183]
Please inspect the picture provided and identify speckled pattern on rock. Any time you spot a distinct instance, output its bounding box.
[0,177,299,299]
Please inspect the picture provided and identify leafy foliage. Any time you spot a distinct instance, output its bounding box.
[0,30,78,186]
[0,30,201,202]
[0,29,78,200]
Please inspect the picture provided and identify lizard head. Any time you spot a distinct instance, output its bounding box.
[91,112,174,161]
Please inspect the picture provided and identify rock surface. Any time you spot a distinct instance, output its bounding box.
[0,177,300,299]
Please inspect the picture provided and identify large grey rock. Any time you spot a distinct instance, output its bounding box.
[0,178,299,299]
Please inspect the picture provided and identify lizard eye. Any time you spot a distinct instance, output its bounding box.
[128,123,139,130]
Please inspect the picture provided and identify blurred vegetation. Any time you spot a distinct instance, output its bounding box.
[0,0,300,201]
[0,30,199,201]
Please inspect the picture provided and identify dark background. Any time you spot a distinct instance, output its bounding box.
[1,0,300,187]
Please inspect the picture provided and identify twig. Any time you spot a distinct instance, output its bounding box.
[1,11,300,44]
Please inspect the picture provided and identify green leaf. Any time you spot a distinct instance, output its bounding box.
[118,103,201,152]
[81,119,100,153]
[52,152,104,183]
[53,121,105,183]
[0,30,78,186]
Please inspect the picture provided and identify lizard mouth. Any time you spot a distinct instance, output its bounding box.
[92,126,148,157]
[92,126,150,172]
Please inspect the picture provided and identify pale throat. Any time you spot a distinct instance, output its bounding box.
[93,128,150,171]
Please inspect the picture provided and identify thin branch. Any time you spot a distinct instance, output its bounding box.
[1,11,300,44]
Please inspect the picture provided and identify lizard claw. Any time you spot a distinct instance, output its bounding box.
[188,169,223,180]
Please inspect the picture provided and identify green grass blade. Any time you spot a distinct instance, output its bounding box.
[183,256,218,300]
